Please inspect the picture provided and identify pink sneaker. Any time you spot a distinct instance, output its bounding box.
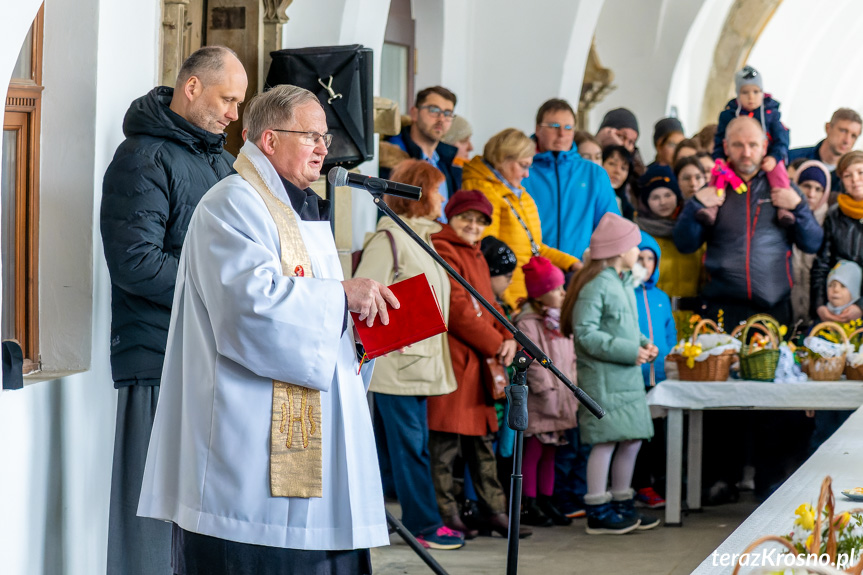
[415,525,465,550]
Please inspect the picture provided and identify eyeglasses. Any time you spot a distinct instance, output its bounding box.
[539,122,574,132]
[271,129,333,148]
[418,105,455,119]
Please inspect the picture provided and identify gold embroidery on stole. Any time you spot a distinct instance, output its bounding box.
[234,152,323,498]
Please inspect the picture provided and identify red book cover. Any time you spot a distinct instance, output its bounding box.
[351,273,447,359]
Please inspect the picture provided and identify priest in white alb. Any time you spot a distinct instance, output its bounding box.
[138,84,399,574]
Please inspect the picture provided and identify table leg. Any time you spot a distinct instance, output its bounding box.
[665,408,683,526]
[687,410,703,512]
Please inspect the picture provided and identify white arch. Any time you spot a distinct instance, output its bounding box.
[589,0,710,158]
[748,0,863,150]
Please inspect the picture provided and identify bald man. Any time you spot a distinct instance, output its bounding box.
[100,46,248,575]
[672,116,823,504]
[673,116,822,326]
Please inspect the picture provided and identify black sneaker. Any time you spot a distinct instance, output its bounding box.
[585,502,639,535]
[538,496,573,526]
[612,495,661,530]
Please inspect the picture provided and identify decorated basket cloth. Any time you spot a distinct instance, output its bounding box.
[844,326,863,381]
[731,476,863,575]
[669,318,739,381]
[736,314,781,381]
[799,322,849,382]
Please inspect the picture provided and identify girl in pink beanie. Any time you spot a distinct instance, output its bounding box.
[561,213,661,535]
[514,256,579,527]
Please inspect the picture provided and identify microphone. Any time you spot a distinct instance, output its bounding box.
[327,167,422,201]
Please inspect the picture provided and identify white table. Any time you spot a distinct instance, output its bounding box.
[646,379,863,525]
[691,406,863,574]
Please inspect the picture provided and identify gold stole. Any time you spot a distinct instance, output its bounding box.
[233,152,323,498]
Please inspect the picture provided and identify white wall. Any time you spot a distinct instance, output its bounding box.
[0,1,161,574]
[747,0,863,151]
[666,0,735,136]
[0,3,61,573]
[589,0,708,159]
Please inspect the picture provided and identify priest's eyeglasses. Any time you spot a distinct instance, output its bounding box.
[272,129,333,148]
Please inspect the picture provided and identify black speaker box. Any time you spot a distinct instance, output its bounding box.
[266,45,374,170]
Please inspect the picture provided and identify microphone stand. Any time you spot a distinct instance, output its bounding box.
[362,186,605,575]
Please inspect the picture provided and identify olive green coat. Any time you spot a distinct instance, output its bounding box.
[572,267,654,444]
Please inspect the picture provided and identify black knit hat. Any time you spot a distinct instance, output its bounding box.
[653,117,684,146]
[599,108,639,135]
[481,236,517,277]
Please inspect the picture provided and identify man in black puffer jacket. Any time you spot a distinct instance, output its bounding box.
[673,116,823,505]
[100,46,246,575]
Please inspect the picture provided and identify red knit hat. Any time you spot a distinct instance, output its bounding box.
[523,256,565,299]
[590,213,642,260]
[444,189,493,223]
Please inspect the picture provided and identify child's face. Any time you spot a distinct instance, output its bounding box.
[490,272,513,298]
[538,285,566,310]
[647,187,678,218]
[842,162,863,201]
[637,249,656,280]
[620,245,640,271]
[603,153,629,189]
[800,180,826,211]
[677,164,706,199]
[828,280,853,308]
[738,85,764,111]
[578,141,603,165]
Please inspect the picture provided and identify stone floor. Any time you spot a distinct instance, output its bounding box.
[370,495,760,575]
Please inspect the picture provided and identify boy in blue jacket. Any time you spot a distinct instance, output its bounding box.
[632,232,677,508]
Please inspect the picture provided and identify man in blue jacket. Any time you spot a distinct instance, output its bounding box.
[789,107,862,193]
[100,46,247,575]
[523,99,620,261]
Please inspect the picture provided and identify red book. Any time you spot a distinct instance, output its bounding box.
[351,273,447,359]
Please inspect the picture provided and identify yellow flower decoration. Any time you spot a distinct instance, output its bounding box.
[779,325,788,338]
[682,342,703,368]
[805,533,814,552]
[795,503,815,531]
[834,511,851,529]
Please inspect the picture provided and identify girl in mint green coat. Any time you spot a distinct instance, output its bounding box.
[561,213,660,535]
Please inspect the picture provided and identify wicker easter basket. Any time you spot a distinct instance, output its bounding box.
[844,327,863,381]
[732,476,863,575]
[799,322,848,381]
[736,314,781,381]
[669,318,736,381]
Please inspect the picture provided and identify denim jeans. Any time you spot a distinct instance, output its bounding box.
[373,393,442,536]
[553,427,591,510]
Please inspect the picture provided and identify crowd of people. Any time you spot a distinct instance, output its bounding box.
[358,65,863,547]
[99,44,863,575]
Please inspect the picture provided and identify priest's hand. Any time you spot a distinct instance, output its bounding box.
[342,278,400,327]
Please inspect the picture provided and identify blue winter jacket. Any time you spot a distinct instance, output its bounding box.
[713,95,790,164]
[789,140,842,193]
[634,233,677,387]
[523,146,620,261]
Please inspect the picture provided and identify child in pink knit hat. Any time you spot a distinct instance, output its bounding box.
[514,256,580,526]
[561,213,661,535]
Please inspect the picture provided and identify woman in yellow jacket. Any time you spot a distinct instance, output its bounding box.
[462,128,579,310]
